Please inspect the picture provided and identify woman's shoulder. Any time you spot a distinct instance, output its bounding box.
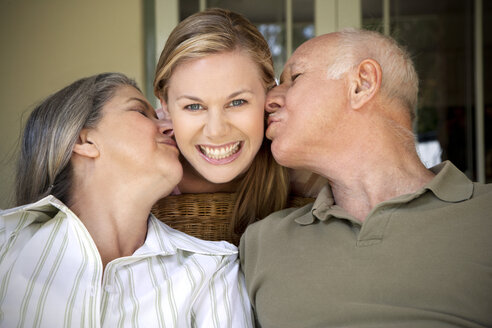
[1,196,73,238]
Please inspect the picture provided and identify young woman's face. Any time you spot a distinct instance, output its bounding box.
[91,85,182,193]
[163,50,266,183]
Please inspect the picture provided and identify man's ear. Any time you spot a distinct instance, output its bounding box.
[349,59,382,110]
[156,97,171,120]
[72,128,99,158]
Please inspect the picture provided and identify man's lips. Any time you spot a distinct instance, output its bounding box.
[267,114,280,126]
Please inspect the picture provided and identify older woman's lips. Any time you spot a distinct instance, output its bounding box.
[158,138,177,147]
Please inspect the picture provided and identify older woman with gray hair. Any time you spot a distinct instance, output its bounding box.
[0,72,253,327]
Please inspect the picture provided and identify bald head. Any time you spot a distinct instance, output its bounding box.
[290,29,419,123]
[280,33,337,84]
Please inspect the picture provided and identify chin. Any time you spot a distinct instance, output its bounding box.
[271,140,292,167]
[193,158,252,185]
[202,173,237,184]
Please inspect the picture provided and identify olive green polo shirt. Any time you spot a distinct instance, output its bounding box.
[240,161,492,328]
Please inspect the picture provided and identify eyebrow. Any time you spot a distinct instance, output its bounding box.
[176,95,203,102]
[176,89,254,102]
[126,97,157,118]
[279,61,305,84]
[127,97,153,110]
[227,89,253,99]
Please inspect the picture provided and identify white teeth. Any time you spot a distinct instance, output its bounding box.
[199,142,241,160]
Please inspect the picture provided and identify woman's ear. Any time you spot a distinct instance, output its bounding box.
[349,59,382,110]
[72,128,99,158]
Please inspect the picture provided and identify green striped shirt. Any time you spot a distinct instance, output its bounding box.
[0,196,253,327]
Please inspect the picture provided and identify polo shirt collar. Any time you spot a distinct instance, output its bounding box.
[295,184,355,225]
[294,160,473,226]
[425,161,473,202]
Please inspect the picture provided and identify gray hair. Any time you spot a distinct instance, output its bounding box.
[15,72,139,206]
[327,28,419,121]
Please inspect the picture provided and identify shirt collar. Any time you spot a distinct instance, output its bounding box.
[295,184,355,225]
[134,215,237,257]
[1,195,68,218]
[294,160,473,226]
[2,196,237,258]
[1,195,71,233]
[424,160,473,202]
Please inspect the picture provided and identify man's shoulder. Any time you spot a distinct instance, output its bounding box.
[239,202,316,285]
[428,161,492,208]
[472,181,492,195]
[467,181,492,214]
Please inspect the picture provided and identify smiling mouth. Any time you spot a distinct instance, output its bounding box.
[198,141,242,160]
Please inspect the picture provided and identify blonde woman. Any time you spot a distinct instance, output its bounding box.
[154,8,291,243]
[0,73,253,327]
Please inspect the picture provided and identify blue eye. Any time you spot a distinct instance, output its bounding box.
[185,103,203,111]
[229,99,246,107]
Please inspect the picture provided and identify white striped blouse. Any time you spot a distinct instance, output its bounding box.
[0,196,253,328]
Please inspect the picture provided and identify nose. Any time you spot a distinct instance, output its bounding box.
[204,110,230,139]
[156,117,174,137]
[265,85,285,114]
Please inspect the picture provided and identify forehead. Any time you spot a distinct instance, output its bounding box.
[282,34,337,78]
[102,85,150,112]
[108,85,144,103]
[169,50,265,93]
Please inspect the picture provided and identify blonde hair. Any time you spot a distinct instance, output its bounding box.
[16,73,139,206]
[327,28,419,122]
[154,8,289,241]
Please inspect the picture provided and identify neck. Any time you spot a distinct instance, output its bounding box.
[69,171,161,269]
[315,118,434,222]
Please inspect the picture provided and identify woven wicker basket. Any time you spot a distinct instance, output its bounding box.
[152,192,314,245]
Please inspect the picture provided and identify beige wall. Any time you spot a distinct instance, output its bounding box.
[0,0,145,208]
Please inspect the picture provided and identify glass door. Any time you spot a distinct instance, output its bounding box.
[151,0,490,182]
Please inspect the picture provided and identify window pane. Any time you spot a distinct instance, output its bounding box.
[363,0,478,177]
[293,0,315,50]
[362,0,383,32]
[484,0,492,182]
[207,0,286,77]
[391,0,474,176]
[179,0,316,78]
[179,0,199,20]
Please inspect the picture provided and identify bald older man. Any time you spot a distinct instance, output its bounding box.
[240,28,492,328]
